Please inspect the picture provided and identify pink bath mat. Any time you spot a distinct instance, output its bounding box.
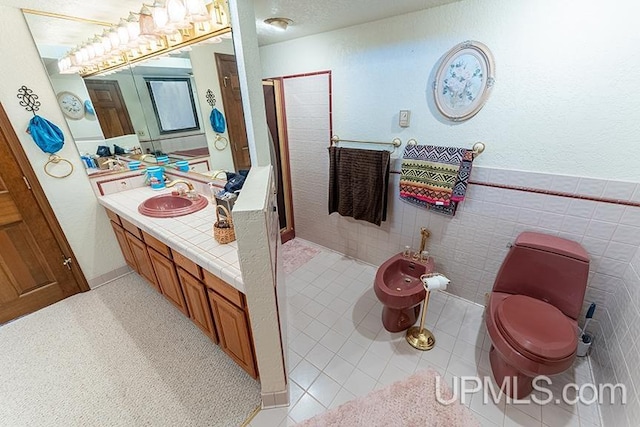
[281,239,320,274]
[296,369,480,427]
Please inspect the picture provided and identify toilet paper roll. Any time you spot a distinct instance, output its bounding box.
[422,274,449,291]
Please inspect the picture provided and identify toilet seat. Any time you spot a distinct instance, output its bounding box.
[495,295,577,361]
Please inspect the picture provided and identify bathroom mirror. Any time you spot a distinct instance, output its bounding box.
[23,8,250,177]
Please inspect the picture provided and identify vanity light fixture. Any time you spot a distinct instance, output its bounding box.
[54,0,231,77]
[264,17,292,31]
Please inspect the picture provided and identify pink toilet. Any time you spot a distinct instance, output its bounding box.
[485,232,589,398]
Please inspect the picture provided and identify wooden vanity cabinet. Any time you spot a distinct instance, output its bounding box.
[125,233,160,293]
[110,221,136,270]
[178,268,217,342]
[208,290,257,378]
[148,247,189,317]
[204,270,257,378]
[104,208,257,378]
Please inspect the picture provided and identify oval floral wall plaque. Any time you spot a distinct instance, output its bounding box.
[433,40,495,122]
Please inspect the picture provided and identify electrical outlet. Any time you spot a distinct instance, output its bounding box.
[137,129,146,137]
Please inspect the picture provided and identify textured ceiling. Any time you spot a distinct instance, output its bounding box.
[252,0,463,45]
[18,0,463,48]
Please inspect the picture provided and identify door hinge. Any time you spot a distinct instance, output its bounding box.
[62,256,72,270]
[22,176,31,190]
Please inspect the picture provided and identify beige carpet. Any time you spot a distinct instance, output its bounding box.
[297,369,479,427]
[0,273,260,427]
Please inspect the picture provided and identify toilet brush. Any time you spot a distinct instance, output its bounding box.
[578,302,596,339]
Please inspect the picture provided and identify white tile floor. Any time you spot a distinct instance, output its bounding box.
[248,241,603,427]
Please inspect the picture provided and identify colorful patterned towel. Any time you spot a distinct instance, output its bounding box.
[400,146,474,217]
[400,145,466,206]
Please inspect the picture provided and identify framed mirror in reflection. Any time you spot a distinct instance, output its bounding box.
[146,77,199,134]
[23,7,251,178]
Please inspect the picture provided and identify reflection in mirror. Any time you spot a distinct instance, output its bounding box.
[23,9,248,178]
[146,77,199,134]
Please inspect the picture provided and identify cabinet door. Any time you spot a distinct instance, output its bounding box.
[126,232,160,293]
[178,268,217,343]
[110,221,136,270]
[148,247,189,317]
[208,290,257,378]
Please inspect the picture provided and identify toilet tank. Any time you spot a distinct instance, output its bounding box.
[492,232,589,320]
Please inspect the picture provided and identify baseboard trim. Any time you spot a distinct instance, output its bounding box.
[261,387,289,409]
[87,266,133,289]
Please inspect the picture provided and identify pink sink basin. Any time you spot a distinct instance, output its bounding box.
[138,194,209,218]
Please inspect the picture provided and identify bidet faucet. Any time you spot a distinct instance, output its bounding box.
[418,227,430,256]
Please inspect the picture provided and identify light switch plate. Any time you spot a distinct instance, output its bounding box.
[399,110,411,127]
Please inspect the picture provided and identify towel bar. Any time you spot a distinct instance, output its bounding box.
[330,135,402,152]
[406,139,486,157]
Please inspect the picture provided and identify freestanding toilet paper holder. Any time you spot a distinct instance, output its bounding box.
[406,272,449,351]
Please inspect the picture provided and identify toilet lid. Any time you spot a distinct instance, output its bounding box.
[495,295,577,360]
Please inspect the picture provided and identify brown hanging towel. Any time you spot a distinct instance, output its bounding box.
[328,146,390,226]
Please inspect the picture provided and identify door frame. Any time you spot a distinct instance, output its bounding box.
[0,104,89,294]
[262,79,295,243]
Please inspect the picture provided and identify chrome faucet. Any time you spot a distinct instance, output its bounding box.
[418,227,431,257]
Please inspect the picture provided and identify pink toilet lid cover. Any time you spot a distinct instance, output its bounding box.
[496,295,577,360]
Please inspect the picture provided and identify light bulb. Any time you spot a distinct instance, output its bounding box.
[108,28,121,51]
[152,0,170,32]
[126,12,140,45]
[79,47,89,64]
[117,19,130,46]
[92,37,105,57]
[139,5,158,40]
[57,57,67,73]
[167,0,188,28]
[86,43,96,59]
[101,30,112,52]
[185,0,208,22]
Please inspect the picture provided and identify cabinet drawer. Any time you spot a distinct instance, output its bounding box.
[142,230,171,259]
[105,208,120,225]
[204,269,243,307]
[120,217,143,240]
[173,251,202,280]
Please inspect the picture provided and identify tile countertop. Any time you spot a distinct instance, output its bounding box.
[98,186,244,293]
